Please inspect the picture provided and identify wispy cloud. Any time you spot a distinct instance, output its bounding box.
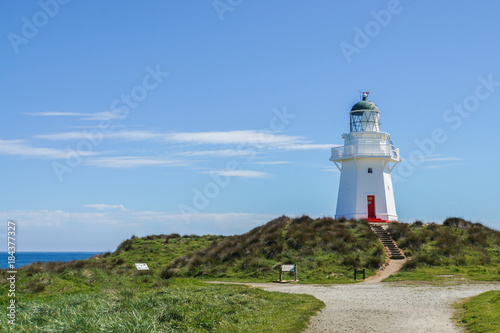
[29,111,127,121]
[252,161,291,165]
[204,170,270,178]
[165,130,301,146]
[321,167,340,173]
[421,155,462,162]
[419,155,464,169]
[178,149,254,157]
[284,144,337,150]
[0,139,97,159]
[422,163,465,170]
[36,130,335,151]
[84,204,128,211]
[37,130,302,145]
[84,156,188,168]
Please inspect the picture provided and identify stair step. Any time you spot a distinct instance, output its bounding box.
[371,226,406,261]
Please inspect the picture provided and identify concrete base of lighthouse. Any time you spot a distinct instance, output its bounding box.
[334,158,398,222]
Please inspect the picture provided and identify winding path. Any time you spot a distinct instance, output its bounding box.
[209,261,500,332]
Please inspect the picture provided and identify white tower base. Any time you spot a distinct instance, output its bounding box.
[334,158,398,221]
[331,130,400,222]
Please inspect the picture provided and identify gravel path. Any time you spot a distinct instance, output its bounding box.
[206,261,500,332]
[255,281,500,332]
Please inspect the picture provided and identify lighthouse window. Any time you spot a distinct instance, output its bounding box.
[368,168,373,174]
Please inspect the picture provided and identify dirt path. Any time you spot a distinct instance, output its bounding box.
[363,259,406,283]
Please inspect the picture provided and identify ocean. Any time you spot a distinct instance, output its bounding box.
[0,252,102,269]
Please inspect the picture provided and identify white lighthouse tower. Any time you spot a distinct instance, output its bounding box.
[330,93,400,222]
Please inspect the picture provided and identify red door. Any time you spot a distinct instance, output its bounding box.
[367,195,376,218]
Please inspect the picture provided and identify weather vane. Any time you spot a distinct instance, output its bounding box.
[360,91,370,100]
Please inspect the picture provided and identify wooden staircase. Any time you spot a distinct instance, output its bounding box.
[371,225,405,260]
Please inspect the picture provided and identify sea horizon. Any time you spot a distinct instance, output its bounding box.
[0,252,102,269]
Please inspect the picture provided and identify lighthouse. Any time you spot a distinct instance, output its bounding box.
[330,93,400,222]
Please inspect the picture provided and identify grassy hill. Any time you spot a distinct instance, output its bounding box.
[15,215,498,285]
[162,215,384,282]
[1,215,499,331]
[385,217,500,281]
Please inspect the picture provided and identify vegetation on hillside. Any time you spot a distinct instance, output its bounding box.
[385,217,500,281]
[456,291,500,332]
[163,216,385,282]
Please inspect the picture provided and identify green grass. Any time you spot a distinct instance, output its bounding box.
[456,291,500,332]
[384,266,500,283]
[0,273,324,332]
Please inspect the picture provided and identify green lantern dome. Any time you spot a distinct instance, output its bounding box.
[350,94,379,111]
[349,93,381,132]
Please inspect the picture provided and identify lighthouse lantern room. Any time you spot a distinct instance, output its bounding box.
[330,93,400,222]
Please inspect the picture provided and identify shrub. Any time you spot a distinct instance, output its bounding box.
[387,223,411,241]
[402,259,417,270]
[327,240,349,254]
[160,267,179,279]
[25,275,50,293]
[365,256,384,269]
[341,255,360,268]
[443,217,471,229]
[412,221,424,227]
[414,253,440,266]
[24,262,44,276]
[116,239,134,252]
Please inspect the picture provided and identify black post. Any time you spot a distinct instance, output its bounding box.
[354,268,365,280]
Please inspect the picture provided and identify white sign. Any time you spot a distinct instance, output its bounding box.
[135,263,149,270]
[281,264,295,272]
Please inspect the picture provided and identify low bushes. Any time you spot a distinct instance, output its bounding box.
[390,218,499,270]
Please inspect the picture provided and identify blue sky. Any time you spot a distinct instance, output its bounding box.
[1,1,500,251]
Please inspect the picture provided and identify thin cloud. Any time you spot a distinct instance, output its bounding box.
[422,163,465,170]
[421,155,462,162]
[204,170,270,178]
[29,111,127,121]
[322,167,340,173]
[36,130,335,152]
[84,156,188,168]
[252,161,291,165]
[0,139,97,159]
[37,130,303,145]
[284,144,337,150]
[165,130,301,146]
[84,204,128,211]
[178,149,255,157]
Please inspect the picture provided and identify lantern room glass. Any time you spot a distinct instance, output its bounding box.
[350,110,380,132]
